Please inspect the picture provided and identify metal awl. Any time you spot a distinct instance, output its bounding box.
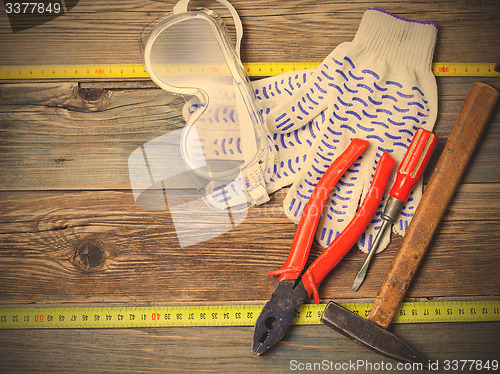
[352,128,438,291]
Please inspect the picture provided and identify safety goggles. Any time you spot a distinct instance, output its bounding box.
[129,0,271,247]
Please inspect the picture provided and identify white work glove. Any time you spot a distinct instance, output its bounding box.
[183,9,438,254]
[265,9,438,253]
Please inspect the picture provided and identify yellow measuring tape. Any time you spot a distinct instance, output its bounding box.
[0,62,498,80]
[1,300,498,329]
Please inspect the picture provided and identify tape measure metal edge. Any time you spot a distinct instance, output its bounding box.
[0,63,498,80]
[1,300,498,329]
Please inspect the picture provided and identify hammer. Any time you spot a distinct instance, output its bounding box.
[320,82,499,365]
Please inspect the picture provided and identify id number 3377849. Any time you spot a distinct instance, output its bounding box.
[5,2,62,14]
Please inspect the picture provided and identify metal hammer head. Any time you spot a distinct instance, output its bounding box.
[321,302,428,368]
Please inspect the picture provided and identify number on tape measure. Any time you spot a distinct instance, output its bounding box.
[1,63,498,80]
[0,64,149,80]
[0,301,498,329]
[431,62,499,77]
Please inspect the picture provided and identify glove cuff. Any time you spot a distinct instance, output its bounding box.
[353,8,438,71]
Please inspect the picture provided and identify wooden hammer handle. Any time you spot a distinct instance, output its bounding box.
[368,82,499,329]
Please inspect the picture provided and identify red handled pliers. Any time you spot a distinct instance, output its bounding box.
[252,138,395,355]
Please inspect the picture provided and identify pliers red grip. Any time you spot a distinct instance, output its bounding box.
[269,138,395,303]
[252,138,395,355]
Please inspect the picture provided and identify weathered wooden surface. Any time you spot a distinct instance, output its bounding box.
[0,0,499,65]
[1,78,499,191]
[1,0,499,372]
[1,323,499,373]
[0,184,499,304]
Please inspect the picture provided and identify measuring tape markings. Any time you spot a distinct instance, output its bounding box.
[0,63,498,80]
[0,62,498,328]
[1,300,498,329]
[0,62,497,327]
[247,62,500,78]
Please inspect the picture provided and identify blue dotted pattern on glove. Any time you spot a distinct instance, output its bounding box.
[186,71,321,190]
[282,56,431,249]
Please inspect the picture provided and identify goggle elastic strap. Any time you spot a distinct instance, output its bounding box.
[172,0,243,58]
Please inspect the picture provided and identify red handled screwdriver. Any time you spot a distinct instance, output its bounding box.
[351,129,438,291]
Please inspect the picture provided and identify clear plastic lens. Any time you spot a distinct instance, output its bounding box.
[129,6,270,246]
[148,17,230,90]
[143,12,267,205]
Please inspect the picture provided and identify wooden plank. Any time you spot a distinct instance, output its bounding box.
[0,186,498,304]
[1,78,499,191]
[0,1,499,65]
[0,322,498,373]
[0,82,185,190]
[0,2,498,371]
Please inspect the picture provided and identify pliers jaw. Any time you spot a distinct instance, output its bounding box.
[251,279,308,355]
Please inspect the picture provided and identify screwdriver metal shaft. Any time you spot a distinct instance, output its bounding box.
[352,197,403,291]
[352,129,438,291]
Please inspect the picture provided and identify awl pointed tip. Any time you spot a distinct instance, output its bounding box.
[351,275,363,291]
[352,266,368,291]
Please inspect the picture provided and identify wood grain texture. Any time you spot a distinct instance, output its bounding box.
[0,184,499,304]
[0,0,499,65]
[0,1,499,372]
[0,82,184,190]
[0,322,499,373]
[1,78,499,191]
